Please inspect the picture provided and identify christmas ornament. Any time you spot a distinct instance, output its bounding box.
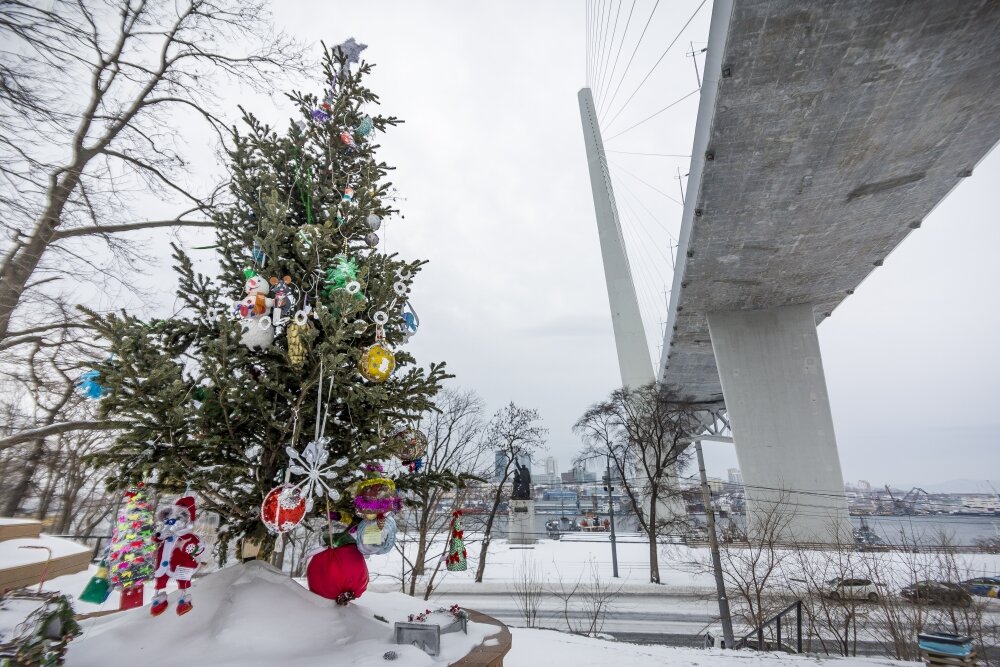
[74,370,107,399]
[367,214,381,231]
[359,340,395,382]
[340,130,358,152]
[109,486,156,594]
[286,437,348,510]
[323,255,359,295]
[306,543,369,604]
[446,511,468,572]
[234,271,275,350]
[311,108,330,122]
[78,558,112,604]
[150,496,204,617]
[261,484,307,533]
[365,232,380,248]
[286,314,312,367]
[251,241,267,264]
[342,186,355,203]
[353,465,400,519]
[356,115,374,137]
[356,515,397,557]
[296,224,321,250]
[391,427,427,472]
[269,276,296,324]
[119,583,144,611]
[400,302,419,343]
[335,38,368,69]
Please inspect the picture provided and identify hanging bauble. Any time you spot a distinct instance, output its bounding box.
[261,484,307,534]
[75,370,107,399]
[365,232,380,248]
[306,544,369,604]
[391,428,428,468]
[251,241,267,264]
[356,516,397,557]
[356,115,374,137]
[367,214,381,231]
[340,130,358,152]
[342,186,355,203]
[359,342,395,382]
[353,466,400,519]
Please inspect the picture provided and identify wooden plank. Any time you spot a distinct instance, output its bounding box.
[0,550,91,593]
[0,520,42,542]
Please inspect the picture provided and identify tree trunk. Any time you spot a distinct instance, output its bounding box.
[648,490,660,584]
[475,535,491,583]
[0,168,83,341]
[2,438,45,515]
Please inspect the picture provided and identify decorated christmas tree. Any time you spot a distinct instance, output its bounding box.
[108,486,156,590]
[88,42,462,560]
[446,510,467,572]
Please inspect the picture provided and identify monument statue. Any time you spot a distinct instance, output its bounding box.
[511,460,531,500]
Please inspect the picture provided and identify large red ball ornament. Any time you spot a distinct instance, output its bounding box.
[261,484,307,533]
[306,544,369,604]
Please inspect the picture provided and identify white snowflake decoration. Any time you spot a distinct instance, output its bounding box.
[286,437,347,510]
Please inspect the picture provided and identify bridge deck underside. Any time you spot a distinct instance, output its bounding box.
[660,0,1000,404]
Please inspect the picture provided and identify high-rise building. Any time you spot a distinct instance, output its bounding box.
[727,468,744,485]
[545,456,558,476]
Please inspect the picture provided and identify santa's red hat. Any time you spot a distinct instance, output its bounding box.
[175,496,196,522]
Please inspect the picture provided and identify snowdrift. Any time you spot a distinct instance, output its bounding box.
[66,561,495,667]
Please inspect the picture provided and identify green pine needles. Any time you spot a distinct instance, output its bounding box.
[87,46,455,559]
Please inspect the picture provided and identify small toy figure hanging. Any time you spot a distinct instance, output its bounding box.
[233,271,274,350]
[150,496,204,617]
[269,275,296,329]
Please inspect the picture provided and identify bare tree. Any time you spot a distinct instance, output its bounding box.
[574,382,697,584]
[0,1,304,346]
[394,387,486,597]
[510,556,544,628]
[473,402,546,583]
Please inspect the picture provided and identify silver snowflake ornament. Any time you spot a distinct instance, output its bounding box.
[286,438,347,510]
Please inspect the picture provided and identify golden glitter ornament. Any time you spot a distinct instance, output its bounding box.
[359,341,395,382]
[287,322,311,367]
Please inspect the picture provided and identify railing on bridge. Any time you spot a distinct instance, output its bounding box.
[734,600,803,654]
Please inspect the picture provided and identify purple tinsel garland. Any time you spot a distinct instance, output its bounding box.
[354,496,400,514]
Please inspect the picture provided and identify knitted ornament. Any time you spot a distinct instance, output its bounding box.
[108,485,157,590]
[306,544,369,604]
[446,511,468,572]
[261,484,307,533]
[356,115,374,137]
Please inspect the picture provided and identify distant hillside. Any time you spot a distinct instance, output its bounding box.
[915,479,1000,494]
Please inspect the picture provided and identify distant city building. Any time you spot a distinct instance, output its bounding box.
[727,468,744,485]
[858,480,871,492]
[494,451,532,481]
[545,456,558,476]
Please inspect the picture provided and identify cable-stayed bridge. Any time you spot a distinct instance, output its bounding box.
[580,0,1000,541]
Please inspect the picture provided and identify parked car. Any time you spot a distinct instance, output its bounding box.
[824,578,883,602]
[960,577,1000,598]
[901,581,972,607]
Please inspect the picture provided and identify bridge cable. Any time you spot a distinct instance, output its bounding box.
[608,150,691,158]
[609,159,684,206]
[603,0,708,130]
[598,0,660,120]
[597,0,636,111]
[593,0,611,90]
[604,87,700,141]
[594,0,625,106]
[612,174,678,263]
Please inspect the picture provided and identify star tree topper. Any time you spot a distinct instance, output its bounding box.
[337,38,368,68]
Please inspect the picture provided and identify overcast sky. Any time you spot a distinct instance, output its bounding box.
[142,1,999,490]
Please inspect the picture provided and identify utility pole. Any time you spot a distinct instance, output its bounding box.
[603,456,619,578]
[695,440,734,648]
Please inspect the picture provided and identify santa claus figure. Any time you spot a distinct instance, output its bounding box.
[150,496,204,616]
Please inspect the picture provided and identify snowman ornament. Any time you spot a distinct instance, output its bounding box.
[233,273,275,350]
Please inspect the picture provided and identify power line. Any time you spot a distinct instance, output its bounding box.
[603,0,709,131]
[605,88,700,141]
[598,0,660,120]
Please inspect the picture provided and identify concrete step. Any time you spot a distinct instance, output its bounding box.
[0,518,42,542]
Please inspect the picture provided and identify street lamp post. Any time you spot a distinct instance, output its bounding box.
[604,455,619,578]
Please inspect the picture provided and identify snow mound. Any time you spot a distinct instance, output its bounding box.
[67,561,495,667]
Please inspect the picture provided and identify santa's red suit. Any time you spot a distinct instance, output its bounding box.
[150,496,203,616]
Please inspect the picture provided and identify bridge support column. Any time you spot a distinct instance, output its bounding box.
[707,304,851,544]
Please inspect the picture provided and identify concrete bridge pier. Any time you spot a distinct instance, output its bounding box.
[707,304,851,544]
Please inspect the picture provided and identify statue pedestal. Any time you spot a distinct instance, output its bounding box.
[508,499,536,545]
